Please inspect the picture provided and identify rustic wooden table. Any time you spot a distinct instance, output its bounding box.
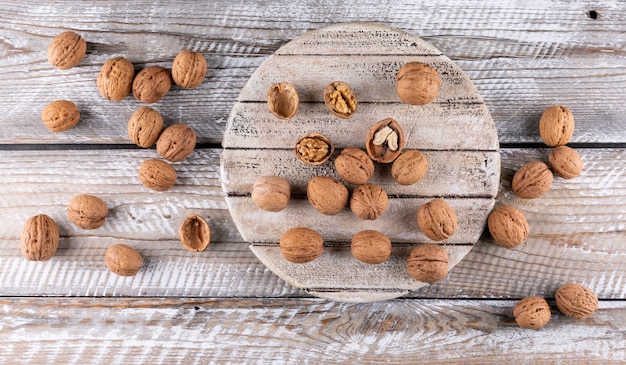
[1,1,624,364]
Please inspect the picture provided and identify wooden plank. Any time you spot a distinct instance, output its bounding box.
[0,297,624,364]
[223,102,499,150]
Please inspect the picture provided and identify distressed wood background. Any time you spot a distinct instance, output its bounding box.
[0,1,625,363]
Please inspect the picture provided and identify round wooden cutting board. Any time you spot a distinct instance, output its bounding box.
[220,23,500,302]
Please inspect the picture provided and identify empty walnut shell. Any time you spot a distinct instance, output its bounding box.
[366,118,406,163]
[417,198,457,241]
[397,62,440,105]
[138,159,177,191]
[133,66,172,104]
[179,214,211,252]
[267,82,299,120]
[351,230,392,264]
[172,50,207,89]
[41,100,80,132]
[324,81,357,119]
[514,296,551,329]
[350,184,389,220]
[295,132,334,166]
[407,244,448,283]
[20,214,60,261]
[251,176,291,212]
[307,176,348,216]
[334,148,375,185]
[67,194,108,230]
[391,150,428,185]
[539,106,574,147]
[512,161,553,199]
[279,227,324,263]
[128,106,164,148]
[487,205,529,248]
[97,56,135,101]
[105,244,142,276]
[549,145,583,179]
[555,283,599,319]
[156,123,197,162]
[47,31,87,70]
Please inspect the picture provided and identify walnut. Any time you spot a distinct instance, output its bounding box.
[334,148,375,185]
[20,214,60,261]
[179,214,211,252]
[41,100,80,132]
[47,31,86,70]
[172,50,207,89]
[132,66,172,104]
[156,123,197,162]
[267,82,299,120]
[97,56,135,101]
[138,159,177,191]
[128,106,164,148]
[549,145,583,179]
[539,106,574,147]
[407,244,448,283]
[295,133,334,166]
[366,118,405,163]
[487,205,529,248]
[307,176,348,216]
[324,81,357,118]
[555,283,599,319]
[391,150,428,185]
[279,227,324,263]
[512,161,553,199]
[105,244,142,276]
[251,176,291,212]
[417,198,457,241]
[514,296,551,329]
[396,62,440,105]
[351,230,392,264]
[350,184,388,220]
[67,194,108,230]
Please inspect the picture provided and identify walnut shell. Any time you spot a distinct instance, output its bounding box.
[350,184,388,220]
[514,296,551,329]
[512,161,553,199]
[366,118,406,163]
[279,227,324,263]
[539,106,574,147]
[417,198,457,241]
[295,133,334,166]
[334,148,375,185]
[133,66,172,103]
[105,244,142,276]
[555,283,599,319]
[307,176,348,216]
[407,244,448,283]
[267,82,299,120]
[128,106,164,148]
[172,50,207,89]
[67,194,108,230]
[324,81,357,118]
[351,230,392,264]
[41,100,80,132]
[97,56,135,101]
[138,159,177,191]
[156,124,197,162]
[549,146,583,179]
[47,31,87,70]
[251,176,291,212]
[487,205,529,248]
[391,150,428,185]
[396,62,440,105]
[179,214,211,252]
[20,214,60,261]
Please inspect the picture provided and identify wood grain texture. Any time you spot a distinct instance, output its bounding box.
[1,297,625,364]
[0,1,625,144]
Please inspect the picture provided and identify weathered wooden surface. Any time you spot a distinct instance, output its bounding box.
[1,0,625,362]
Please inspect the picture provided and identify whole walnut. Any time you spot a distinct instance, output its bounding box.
[138,159,177,191]
[128,106,164,148]
[251,176,291,212]
[407,244,448,283]
[549,146,583,179]
[417,198,457,241]
[334,148,374,185]
[350,184,388,220]
[279,227,324,263]
[514,296,551,329]
[156,124,197,162]
[396,62,440,105]
[97,56,135,101]
[20,214,60,261]
[555,283,599,319]
[41,100,80,132]
[307,176,348,215]
[47,31,87,70]
[105,244,143,276]
[539,106,574,147]
[67,194,108,229]
[172,50,207,89]
[351,230,392,264]
[391,150,428,185]
[133,66,172,103]
[512,161,553,199]
[487,205,529,248]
